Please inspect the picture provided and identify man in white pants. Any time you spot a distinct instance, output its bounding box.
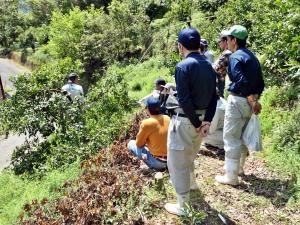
[164,28,217,216]
[215,25,264,185]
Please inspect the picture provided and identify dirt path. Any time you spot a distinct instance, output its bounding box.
[148,147,299,225]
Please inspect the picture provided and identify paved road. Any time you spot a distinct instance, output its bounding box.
[0,58,28,89]
[0,58,28,170]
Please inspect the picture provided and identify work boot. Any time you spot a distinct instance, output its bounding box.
[190,172,199,190]
[164,193,189,216]
[239,153,247,175]
[215,158,239,186]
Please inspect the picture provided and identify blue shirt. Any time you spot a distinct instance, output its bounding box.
[175,52,218,128]
[228,47,264,96]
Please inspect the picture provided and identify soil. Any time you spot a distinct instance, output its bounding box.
[20,114,300,225]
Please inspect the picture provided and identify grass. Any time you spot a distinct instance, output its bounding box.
[0,162,81,225]
[110,56,174,101]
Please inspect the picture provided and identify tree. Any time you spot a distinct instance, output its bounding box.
[0,0,25,53]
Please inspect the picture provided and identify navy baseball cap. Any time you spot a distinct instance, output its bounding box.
[178,28,201,50]
[154,79,166,86]
[146,97,161,109]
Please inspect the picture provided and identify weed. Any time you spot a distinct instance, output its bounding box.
[181,203,207,225]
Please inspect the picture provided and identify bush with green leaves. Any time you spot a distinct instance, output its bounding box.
[0,54,136,176]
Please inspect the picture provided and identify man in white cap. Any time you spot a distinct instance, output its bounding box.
[61,73,84,103]
[214,31,232,97]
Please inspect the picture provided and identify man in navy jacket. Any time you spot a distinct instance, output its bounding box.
[215,25,264,185]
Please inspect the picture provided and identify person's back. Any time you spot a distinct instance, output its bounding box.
[136,114,170,158]
[128,97,170,170]
[176,53,216,112]
[228,47,264,96]
[61,73,84,103]
[61,83,84,102]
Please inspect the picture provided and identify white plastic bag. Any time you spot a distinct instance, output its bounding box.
[242,114,263,151]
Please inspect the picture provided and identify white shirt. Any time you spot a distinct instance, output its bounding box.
[61,83,84,103]
[204,50,214,64]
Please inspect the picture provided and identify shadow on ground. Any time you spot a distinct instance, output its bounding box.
[238,173,296,207]
[190,189,237,225]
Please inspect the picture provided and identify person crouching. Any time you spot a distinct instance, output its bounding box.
[127,97,170,170]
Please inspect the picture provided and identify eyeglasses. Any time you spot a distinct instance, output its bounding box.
[218,39,227,44]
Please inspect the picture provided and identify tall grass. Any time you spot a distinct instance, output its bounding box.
[260,84,300,206]
[0,162,81,225]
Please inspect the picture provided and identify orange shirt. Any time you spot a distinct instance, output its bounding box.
[136,115,170,157]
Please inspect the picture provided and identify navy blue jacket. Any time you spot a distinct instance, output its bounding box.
[175,52,218,128]
[228,47,264,96]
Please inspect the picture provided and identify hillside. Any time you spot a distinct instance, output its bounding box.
[0,0,299,224]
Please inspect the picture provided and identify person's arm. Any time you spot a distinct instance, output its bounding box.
[175,67,201,128]
[204,91,218,122]
[135,121,151,148]
[196,90,218,137]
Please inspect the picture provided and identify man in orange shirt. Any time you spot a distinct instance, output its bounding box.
[128,97,170,170]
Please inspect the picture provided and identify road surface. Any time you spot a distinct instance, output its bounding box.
[0,58,29,170]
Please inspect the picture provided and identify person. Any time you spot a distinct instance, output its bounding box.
[155,78,166,92]
[61,73,84,103]
[200,38,214,64]
[215,25,264,186]
[213,31,232,97]
[202,31,232,150]
[159,83,176,115]
[139,78,166,105]
[164,28,218,216]
[127,97,170,170]
[202,97,226,150]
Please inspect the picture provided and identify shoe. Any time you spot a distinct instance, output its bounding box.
[164,193,189,216]
[215,157,239,186]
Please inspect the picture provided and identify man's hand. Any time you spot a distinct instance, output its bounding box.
[196,121,210,137]
[247,94,262,115]
[251,101,262,114]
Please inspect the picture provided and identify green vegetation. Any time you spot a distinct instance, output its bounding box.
[0,162,81,225]
[0,0,299,224]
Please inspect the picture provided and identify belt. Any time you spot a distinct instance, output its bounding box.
[176,113,202,118]
[230,92,246,98]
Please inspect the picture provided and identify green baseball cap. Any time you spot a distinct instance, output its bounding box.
[224,25,248,40]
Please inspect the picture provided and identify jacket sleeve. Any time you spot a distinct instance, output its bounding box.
[204,91,218,122]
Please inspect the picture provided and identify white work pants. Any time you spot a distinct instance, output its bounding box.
[224,95,251,160]
[167,116,202,195]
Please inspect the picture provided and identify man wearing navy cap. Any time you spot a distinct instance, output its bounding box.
[200,38,214,64]
[164,28,217,215]
[127,97,170,170]
[154,78,166,91]
[215,25,264,185]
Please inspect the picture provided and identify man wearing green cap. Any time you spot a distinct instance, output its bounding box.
[215,25,264,185]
